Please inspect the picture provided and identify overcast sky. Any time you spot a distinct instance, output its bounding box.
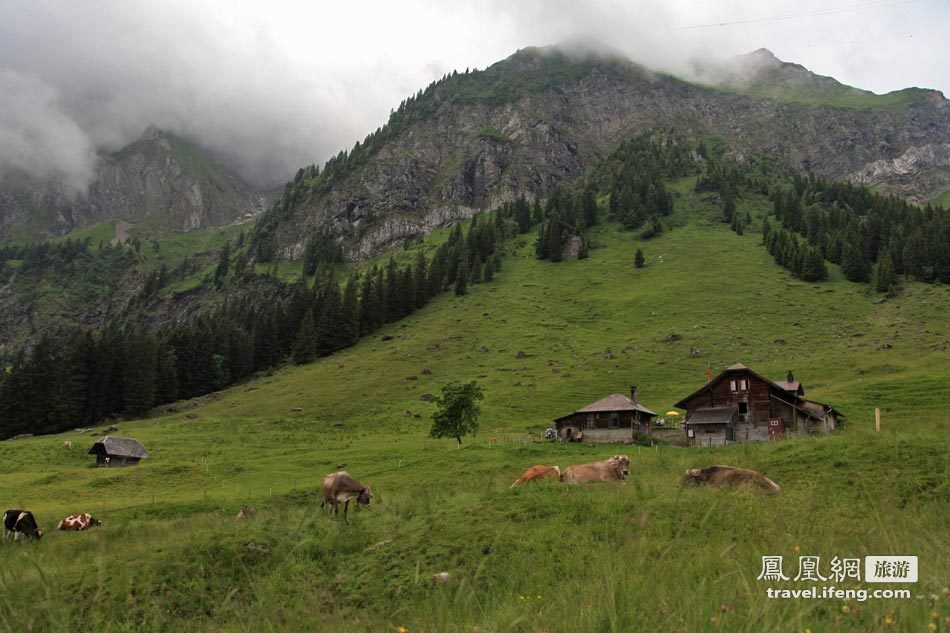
[0,0,946,191]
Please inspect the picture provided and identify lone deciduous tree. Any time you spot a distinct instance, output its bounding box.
[429,380,484,446]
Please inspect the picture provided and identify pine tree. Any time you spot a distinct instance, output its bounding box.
[455,259,468,296]
[214,241,231,287]
[841,244,871,282]
[800,248,828,282]
[635,248,645,268]
[483,257,495,281]
[875,251,896,293]
[340,275,360,347]
[292,308,318,364]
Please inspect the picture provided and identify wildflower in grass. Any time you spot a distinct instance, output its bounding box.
[793,545,800,553]
[842,605,850,613]
[885,617,893,626]
[928,623,937,632]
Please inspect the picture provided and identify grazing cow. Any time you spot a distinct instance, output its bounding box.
[511,465,561,487]
[681,465,781,495]
[561,455,630,485]
[236,506,258,520]
[55,513,102,531]
[321,471,372,519]
[63,441,73,449]
[3,509,43,541]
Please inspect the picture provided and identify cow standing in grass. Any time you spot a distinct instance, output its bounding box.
[3,509,43,541]
[321,472,372,519]
[561,455,630,484]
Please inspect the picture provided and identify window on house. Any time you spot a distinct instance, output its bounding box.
[609,413,619,428]
[738,402,748,414]
[586,414,595,429]
[729,380,737,392]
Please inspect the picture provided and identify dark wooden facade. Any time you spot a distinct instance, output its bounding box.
[555,386,657,443]
[675,364,838,446]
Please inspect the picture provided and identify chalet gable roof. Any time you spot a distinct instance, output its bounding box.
[673,364,803,409]
[775,380,804,395]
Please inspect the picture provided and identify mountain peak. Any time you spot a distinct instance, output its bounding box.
[140,124,167,142]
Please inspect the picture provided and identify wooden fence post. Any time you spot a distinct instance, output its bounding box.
[875,408,881,432]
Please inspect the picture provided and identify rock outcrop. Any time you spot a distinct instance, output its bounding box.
[268,46,949,260]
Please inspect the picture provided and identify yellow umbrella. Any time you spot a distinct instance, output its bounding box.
[666,411,680,417]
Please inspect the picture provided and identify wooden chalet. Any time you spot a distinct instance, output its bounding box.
[674,364,839,447]
[555,385,657,443]
[89,436,149,467]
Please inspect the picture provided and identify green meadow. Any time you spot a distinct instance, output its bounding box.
[1,182,947,632]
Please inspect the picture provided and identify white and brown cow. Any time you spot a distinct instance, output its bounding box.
[55,513,103,531]
[3,509,43,541]
[561,455,630,485]
[511,465,561,487]
[321,471,372,519]
[681,465,781,495]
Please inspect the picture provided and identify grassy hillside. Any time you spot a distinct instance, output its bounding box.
[1,181,947,632]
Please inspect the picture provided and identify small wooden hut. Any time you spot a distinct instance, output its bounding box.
[88,436,149,467]
[554,385,657,443]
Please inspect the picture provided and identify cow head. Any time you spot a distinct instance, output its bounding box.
[33,528,43,540]
[89,516,103,527]
[611,455,630,478]
[681,467,705,486]
[357,486,373,507]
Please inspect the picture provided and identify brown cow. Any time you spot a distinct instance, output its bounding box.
[561,455,630,484]
[681,465,781,495]
[321,471,372,519]
[55,513,102,531]
[510,465,561,487]
[236,506,258,519]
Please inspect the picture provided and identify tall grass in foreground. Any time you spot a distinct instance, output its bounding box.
[0,430,946,632]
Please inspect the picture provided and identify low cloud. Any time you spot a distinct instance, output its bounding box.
[0,0,945,193]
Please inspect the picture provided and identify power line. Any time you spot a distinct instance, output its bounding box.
[674,0,921,30]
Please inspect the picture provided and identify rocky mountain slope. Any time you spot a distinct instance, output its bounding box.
[257,46,948,260]
[0,126,265,241]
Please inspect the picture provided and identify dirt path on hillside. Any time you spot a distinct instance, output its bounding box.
[111,220,132,246]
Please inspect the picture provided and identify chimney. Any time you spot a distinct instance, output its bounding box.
[786,370,795,383]
[630,385,638,403]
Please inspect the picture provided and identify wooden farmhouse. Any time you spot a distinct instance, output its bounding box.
[89,436,149,467]
[674,364,840,447]
[555,386,657,443]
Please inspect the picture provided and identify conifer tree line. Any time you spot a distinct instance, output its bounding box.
[0,208,514,440]
[535,134,695,262]
[769,175,950,287]
[696,156,949,288]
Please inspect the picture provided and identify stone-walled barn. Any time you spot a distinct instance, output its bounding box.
[675,364,839,447]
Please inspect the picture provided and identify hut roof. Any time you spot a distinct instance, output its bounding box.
[775,380,803,394]
[574,394,657,416]
[88,436,149,459]
[686,407,736,425]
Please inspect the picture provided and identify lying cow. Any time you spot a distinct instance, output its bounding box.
[55,513,103,531]
[561,455,630,484]
[511,465,561,487]
[236,506,258,520]
[681,465,781,495]
[321,471,372,519]
[3,509,43,541]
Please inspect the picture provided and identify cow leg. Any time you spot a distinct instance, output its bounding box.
[13,531,19,543]
[343,499,350,520]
